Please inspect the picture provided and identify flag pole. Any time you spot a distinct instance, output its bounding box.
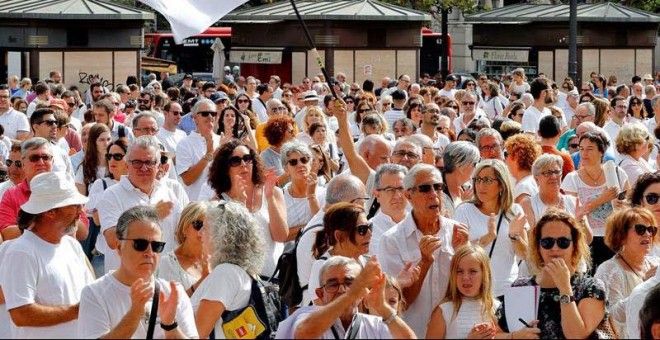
[289,0,339,100]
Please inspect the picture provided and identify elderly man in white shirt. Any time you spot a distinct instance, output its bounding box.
[378,164,469,338]
[99,136,189,274]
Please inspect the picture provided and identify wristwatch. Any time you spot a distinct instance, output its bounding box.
[559,294,575,304]
[383,311,397,325]
[204,153,214,162]
[508,233,520,241]
[160,320,178,331]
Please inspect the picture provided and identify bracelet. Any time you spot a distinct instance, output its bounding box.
[306,195,316,200]
[383,311,397,325]
[160,320,178,331]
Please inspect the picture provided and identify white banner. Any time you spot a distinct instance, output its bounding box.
[230,50,283,64]
[473,49,529,62]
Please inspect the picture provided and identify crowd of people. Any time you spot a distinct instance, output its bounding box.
[0,68,659,339]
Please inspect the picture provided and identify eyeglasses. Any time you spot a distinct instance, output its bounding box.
[479,144,500,152]
[128,159,158,169]
[462,101,475,106]
[169,111,182,116]
[569,143,580,149]
[322,279,354,293]
[540,236,572,250]
[574,115,591,121]
[377,186,405,194]
[105,153,125,161]
[198,111,218,117]
[393,150,420,159]
[228,154,254,167]
[37,120,58,127]
[466,83,475,87]
[25,154,53,163]
[540,169,562,178]
[350,88,360,92]
[237,99,250,104]
[473,176,499,185]
[135,127,159,134]
[354,222,373,236]
[192,220,204,231]
[350,196,370,204]
[120,238,166,253]
[581,88,590,92]
[5,159,22,168]
[287,156,310,167]
[413,182,445,193]
[644,193,660,205]
[633,224,658,237]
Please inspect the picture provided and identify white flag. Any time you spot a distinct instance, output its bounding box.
[138,0,248,44]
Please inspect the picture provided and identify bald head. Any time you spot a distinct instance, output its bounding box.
[359,134,392,170]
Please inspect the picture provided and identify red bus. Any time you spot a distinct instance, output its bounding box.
[145,27,451,78]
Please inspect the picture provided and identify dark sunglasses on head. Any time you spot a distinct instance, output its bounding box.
[644,193,660,205]
[415,182,446,193]
[6,159,22,168]
[539,236,572,250]
[192,220,204,231]
[287,156,310,167]
[354,222,373,236]
[228,154,254,167]
[121,238,166,253]
[633,224,658,237]
[105,153,125,161]
[198,111,217,117]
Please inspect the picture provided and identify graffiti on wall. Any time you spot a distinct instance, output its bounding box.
[78,72,113,89]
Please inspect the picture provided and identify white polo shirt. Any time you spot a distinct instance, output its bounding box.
[175,131,220,201]
[0,108,29,140]
[378,212,458,338]
[98,176,189,273]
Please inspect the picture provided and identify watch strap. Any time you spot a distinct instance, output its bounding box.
[160,320,178,331]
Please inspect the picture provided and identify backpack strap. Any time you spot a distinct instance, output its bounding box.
[488,212,505,259]
[269,223,324,282]
[345,313,364,339]
[118,124,126,138]
[101,178,108,190]
[146,282,160,339]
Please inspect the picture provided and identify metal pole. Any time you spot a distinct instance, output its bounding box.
[568,0,578,84]
[441,7,449,79]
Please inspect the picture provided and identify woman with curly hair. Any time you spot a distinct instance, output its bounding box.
[261,115,296,178]
[207,140,288,279]
[75,123,111,195]
[504,133,542,202]
[191,201,273,338]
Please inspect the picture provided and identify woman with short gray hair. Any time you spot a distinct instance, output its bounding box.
[441,141,480,217]
[280,141,325,238]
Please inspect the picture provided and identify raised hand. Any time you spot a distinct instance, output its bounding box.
[543,258,572,294]
[363,272,395,318]
[452,223,470,250]
[419,235,442,263]
[158,281,179,326]
[509,212,527,236]
[154,200,174,220]
[395,261,421,288]
[263,168,278,198]
[306,172,318,197]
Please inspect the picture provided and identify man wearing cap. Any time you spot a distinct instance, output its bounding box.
[210,91,230,113]
[295,90,320,130]
[180,74,194,93]
[99,135,189,274]
[384,89,407,133]
[437,74,457,99]
[0,171,93,339]
[252,84,273,123]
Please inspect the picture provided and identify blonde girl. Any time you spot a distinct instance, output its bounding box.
[426,245,500,339]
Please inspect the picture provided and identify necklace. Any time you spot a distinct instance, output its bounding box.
[617,252,643,280]
[582,168,603,185]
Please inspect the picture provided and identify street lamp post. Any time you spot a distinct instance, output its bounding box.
[568,0,578,84]
[431,2,451,80]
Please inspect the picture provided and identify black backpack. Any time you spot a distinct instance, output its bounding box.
[270,224,323,307]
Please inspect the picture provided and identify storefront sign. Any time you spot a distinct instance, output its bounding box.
[229,50,282,64]
[473,49,529,62]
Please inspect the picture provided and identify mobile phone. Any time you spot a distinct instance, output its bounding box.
[617,190,627,201]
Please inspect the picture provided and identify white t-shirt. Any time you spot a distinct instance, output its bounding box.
[190,263,253,339]
[157,251,197,290]
[78,274,198,339]
[521,105,550,133]
[437,88,456,99]
[0,108,29,140]
[75,165,107,190]
[0,240,16,339]
[0,231,93,339]
[513,175,538,201]
[157,128,187,161]
[452,203,528,296]
[175,131,220,201]
[291,308,393,339]
[282,183,326,229]
[98,176,189,273]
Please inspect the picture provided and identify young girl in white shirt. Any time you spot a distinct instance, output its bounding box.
[426,245,500,339]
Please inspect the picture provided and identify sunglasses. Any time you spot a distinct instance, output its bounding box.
[287,156,310,167]
[569,143,580,149]
[25,154,53,163]
[37,120,58,127]
[447,105,459,110]
[169,110,182,116]
[192,220,204,231]
[105,153,125,161]
[414,182,446,193]
[540,236,572,250]
[354,222,373,236]
[228,154,254,167]
[645,193,660,205]
[462,101,475,106]
[633,224,658,237]
[345,100,354,104]
[6,159,22,168]
[198,111,218,117]
[121,238,166,253]
[237,99,250,104]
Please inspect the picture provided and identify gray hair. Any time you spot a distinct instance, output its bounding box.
[403,163,441,190]
[443,141,480,174]
[476,128,503,148]
[374,163,408,189]
[266,98,283,112]
[132,112,158,129]
[393,138,423,155]
[318,256,361,285]
[393,117,415,130]
[325,173,365,205]
[206,201,266,276]
[532,153,563,177]
[651,95,660,109]
[404,134,432,149]
[579,102,596,116]
[192,98,215,115]
[127,135,160,161]
[521,93,534,107]
[115,205,161,240]
[644,85,656,96]
[280,141,312,168]
[21,137,51,157]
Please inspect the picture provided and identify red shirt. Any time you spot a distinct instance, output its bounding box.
[541,145,575,179]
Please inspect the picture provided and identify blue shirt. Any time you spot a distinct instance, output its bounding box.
[178,113,196,135]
